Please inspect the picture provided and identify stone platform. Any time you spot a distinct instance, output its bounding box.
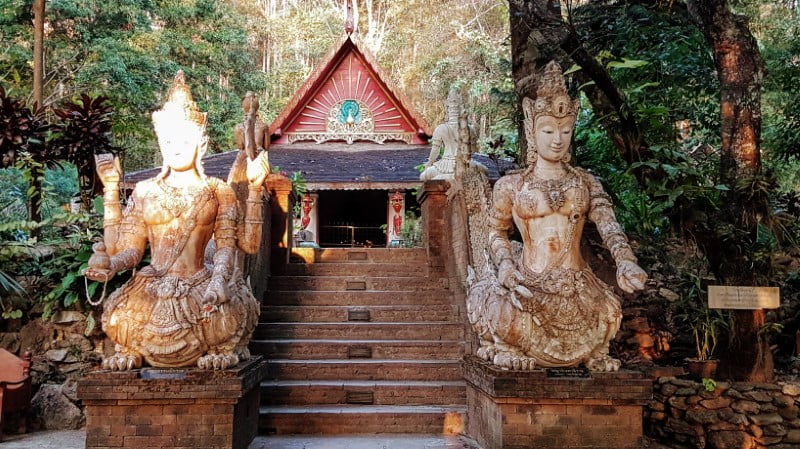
[77,357,266,449]
[463,356,652,449]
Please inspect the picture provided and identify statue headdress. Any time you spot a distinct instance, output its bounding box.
[445,87,462,124]
[153,70,207,130]
[153,71,209,178]
[522,61,579,164]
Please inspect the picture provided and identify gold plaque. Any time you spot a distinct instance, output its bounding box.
[708,286,780,310]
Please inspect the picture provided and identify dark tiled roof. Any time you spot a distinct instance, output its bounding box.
[124,143,515,186]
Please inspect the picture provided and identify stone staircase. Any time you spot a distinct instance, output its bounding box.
[253,247,467,435]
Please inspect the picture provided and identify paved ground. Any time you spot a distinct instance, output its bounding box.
[0,430,86,449]
[0,430,479,449]
[2,429,670,448]
[252,435,479,449]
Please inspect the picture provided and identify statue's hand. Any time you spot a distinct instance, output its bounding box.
[246,152,270,188]
[95,154,122,187]
[84,242,115,282]
[203,275,230,306]
[497,260,533,298]
[616,260,647,294]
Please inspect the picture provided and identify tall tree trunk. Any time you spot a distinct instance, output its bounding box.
[508,0,538,165]
[29,0,45,229]
[687,0,772,382]
[33,0,44,108]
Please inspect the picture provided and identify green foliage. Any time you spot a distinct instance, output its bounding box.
[51,94,117,208]
[1,0,267,170]
[671,271,728,361]
[702,378,716,392]
[0,86,51,169]
[398,211,423,248]
[0,211,134,321]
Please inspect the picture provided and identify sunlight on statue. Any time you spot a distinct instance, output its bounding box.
[84,71,266,371]
[464,62,647,372]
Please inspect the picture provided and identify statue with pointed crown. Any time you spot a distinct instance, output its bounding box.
[463,62,647,372]
[421,88,482,182]
[84,71,267,371]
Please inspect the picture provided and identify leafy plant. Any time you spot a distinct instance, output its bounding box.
[51,94,117,209]
[399,211,423,248]
[671,271,729,361]
[702,377,716,392]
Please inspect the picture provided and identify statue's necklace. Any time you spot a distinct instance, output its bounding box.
[156,178,206,217]
[529,170,578,211]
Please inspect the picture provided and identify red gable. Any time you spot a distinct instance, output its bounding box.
[270,32,431,146]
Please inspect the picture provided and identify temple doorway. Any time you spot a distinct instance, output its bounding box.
[317,190,387,247]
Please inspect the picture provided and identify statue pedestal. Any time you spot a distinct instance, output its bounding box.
[77,357,266,449]
[463,356,651,449]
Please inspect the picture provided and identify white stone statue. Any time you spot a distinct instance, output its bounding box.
[462,62,647,372]
[421,88,470,181]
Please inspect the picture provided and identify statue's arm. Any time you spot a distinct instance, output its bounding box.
[212,182,239,281]
[584,173,636,264]
[109,187,147,272]
[238,152,270,254]
[584,172,647,293]
[488,176,516,270]
[426,130,444,167]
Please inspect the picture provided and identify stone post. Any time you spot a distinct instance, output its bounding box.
[266,174,293,270]
[418,180,449,272]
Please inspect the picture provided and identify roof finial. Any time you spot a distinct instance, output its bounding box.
[345,0,355,35]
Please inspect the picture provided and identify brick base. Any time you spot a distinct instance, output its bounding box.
[77,357,266,449]
[463,356,650,449]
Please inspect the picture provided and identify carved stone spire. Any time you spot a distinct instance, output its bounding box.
[344,0,356,35]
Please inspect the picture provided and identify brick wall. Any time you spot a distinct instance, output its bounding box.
[419,180,474,354]
[464,356,650,449]
[77,358,265,449]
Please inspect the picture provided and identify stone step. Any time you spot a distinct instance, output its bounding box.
[266,359,463,381]
[260,380,467,406]
[268,276,447,292]
[250,339,465,360]
[260,305,461,323]
[276,262,430,277]
[259,405,466,435]
[290,248,428,264]
[251,434,474,449]
[254,322,464,341]
[263,290,453,306]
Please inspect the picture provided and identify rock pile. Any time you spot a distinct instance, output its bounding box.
[0,312,106,431]
[647,376,800,448]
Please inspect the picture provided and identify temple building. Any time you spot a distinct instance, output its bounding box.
[126,12,508,248]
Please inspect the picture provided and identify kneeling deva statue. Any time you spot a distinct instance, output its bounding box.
[466,62,647,372]
[84,71,266,371]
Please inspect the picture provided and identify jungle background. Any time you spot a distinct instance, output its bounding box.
[3,0,800,385]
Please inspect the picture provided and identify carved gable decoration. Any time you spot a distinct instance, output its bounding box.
[270,33,431,146]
